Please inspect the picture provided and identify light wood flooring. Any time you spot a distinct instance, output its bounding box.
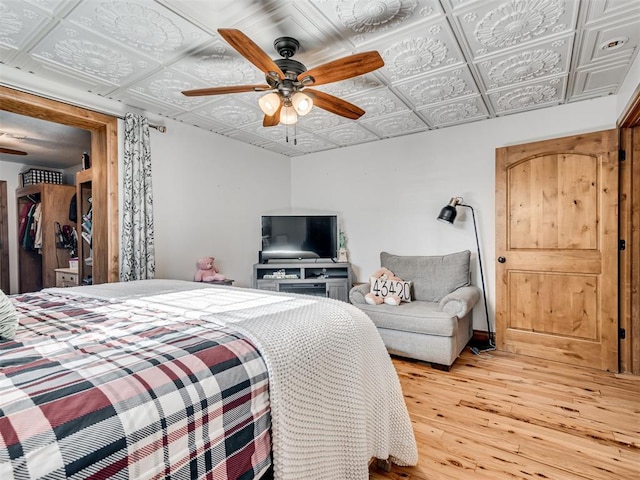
[369,348,640,480]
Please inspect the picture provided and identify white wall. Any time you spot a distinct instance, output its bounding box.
[146,117,291,286]
[290,95,619,333]
[0,161,27,293]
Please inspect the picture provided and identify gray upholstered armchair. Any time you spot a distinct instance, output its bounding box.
[349,250,480,369]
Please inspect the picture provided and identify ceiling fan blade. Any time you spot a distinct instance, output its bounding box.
[306,89,365,120]
[218,29,284,79]
[182,84,270,96]
[299,51,384,86]
[263,105,282,127]
[0,146,28,155]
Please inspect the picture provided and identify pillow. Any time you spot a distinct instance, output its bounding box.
[369,277,412,302]
[0,290,18,340]
[380,250,471,302]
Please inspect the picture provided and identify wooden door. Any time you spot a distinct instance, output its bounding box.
[495,130,619,371]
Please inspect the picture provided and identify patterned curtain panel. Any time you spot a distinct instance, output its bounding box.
[120,113,155,281]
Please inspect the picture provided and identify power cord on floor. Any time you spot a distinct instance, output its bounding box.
[470,344,495,358]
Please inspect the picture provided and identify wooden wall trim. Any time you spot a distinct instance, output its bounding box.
[619,82,640,128]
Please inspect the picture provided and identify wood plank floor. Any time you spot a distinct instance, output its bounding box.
[369,349,640,480]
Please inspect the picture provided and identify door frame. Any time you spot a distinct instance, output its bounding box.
[0,181,8,292]
[618,84,640,374]
[0,86,119,286]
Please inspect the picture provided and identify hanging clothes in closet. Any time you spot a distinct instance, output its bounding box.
[18,199,41,252]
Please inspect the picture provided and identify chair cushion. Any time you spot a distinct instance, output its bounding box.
[380,250,471,302]
[355,301,459,337]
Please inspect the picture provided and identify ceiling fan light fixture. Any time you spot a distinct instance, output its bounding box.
[292,92,313,116]
[258,92,281,116]
[280,105,298,125]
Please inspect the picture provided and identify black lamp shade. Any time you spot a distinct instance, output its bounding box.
[437,205,457,224]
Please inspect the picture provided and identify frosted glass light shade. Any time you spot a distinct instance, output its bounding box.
[280,105,298,125]
[292,92,313,116]
[258,92,280,116]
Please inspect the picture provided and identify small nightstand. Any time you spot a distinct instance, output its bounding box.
[55,268,79,287]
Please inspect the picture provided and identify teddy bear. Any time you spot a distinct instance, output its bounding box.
[194,256,226,282]
[365,267,403,306]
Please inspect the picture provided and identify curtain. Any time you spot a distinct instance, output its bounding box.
[120,113,155,281]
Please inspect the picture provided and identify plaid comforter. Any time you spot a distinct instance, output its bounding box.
[0,292,271,480]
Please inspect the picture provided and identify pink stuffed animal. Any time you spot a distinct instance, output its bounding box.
[365,267,402,306]
[194,256,226,282]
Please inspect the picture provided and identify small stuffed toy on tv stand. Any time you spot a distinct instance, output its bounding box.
[194,256,226,282]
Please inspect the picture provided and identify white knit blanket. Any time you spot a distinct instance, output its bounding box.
[122,285,418,480]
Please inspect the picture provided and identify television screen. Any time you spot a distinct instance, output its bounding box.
[261,215,337,261]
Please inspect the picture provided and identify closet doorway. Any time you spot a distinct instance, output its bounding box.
[0,86,119,290]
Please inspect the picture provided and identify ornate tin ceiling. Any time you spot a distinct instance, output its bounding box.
[1,0,639,157]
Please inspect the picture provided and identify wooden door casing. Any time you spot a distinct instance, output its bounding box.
[495,130,619,372]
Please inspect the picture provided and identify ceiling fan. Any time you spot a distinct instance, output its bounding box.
[0,147,28,156]
[182,29,385,127]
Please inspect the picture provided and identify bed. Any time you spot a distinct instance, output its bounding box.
[0,280,417,479]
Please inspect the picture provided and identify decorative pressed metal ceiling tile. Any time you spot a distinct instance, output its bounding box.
[126,70,210,110]
[0,0,51,52]
[194,98,262,128]
[22,0,65,14]
[173,50,263,86]
[395,66,478,106]
[309,0,443,46]
[476,35,571,90]
[418,95,489,127]
[67,0,211,61]
[360,110,429,137]
[316,122,379,146]
[298,108,348,131]
[314,74,384,98]
[454,0,578,59]
[351,88,409,118]
[488,77,565,113]
[28,23,158,86]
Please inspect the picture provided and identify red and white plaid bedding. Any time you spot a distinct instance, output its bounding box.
[0,291,271,480]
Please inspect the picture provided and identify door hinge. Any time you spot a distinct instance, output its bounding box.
[620,239,626,251]
[619,149,626,161]
[619,328,626,340]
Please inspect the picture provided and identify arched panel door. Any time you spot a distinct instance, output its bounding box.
[496,130,619,371]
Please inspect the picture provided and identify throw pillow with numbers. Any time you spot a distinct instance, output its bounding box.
[0,290,18,340]
[369,277,412,303]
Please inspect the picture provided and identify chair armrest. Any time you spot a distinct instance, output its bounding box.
[438,286,481,318]
[349,283,370,305]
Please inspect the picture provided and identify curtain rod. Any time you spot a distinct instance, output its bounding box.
[116,114,166,133]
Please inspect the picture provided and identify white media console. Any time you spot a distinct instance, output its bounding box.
[252,261,352,302]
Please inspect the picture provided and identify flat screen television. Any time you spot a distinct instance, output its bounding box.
[261,215,338,262]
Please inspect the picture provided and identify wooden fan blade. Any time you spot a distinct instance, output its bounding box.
[0,146,27,156]
[306,89,365,120]
[299,51,384,86]
[182,84,270,96]
[218,29,284,79]
[263,105,282,127]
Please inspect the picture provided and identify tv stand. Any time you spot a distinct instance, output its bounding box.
[253,261,352,302]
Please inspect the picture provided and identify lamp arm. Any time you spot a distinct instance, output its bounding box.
[460,204,493,346]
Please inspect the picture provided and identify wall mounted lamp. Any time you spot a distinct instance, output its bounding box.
[437,197,494,351]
